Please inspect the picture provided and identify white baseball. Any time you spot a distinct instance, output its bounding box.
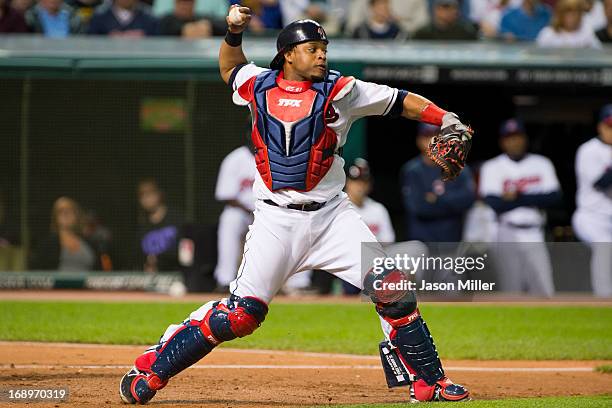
[228,7,246,26]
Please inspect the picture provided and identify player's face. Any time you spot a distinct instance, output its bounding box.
[285,41,328,82]
[346,178,370,201]
[599,122,612,144]
[500,133,528,158]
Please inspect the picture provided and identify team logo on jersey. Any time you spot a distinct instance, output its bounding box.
[278,99,303,107]
[325,104,339,123]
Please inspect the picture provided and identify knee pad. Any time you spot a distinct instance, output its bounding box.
[203,295,268,343]
[375,291,418,328]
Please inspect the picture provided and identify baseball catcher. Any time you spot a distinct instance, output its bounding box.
[119,6,472,404]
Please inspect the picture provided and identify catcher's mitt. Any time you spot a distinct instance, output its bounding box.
[427,123,473,181]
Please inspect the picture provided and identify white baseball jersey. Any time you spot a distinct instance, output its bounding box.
[215,145,256,212]
[232,63,402,206]
[352,197,395,242]
[479,153,561,227]
[574,137,612,219]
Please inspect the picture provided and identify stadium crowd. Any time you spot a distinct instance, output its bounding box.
[1,0,611,45]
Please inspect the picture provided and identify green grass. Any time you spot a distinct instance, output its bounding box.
[318,396,612,408]
[0,301,611,360]
[595,365,612,374]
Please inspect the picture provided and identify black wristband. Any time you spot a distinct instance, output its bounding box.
[225,31,243,47]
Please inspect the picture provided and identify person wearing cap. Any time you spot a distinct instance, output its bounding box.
[572,105,612,297]
[119,8,474,405]
[346,158,396,243]
[413,0,478,40]
[479,119,562,297]
[401,123,475,243]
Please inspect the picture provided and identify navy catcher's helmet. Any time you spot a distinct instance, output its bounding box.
[270,20,328,70]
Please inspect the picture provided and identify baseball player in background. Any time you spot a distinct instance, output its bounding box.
[119,6,473,404]
[345,158,395,242]
[573,105,612,297]
[342,157,395,294]
[401,123,475,242]
[479,119,562,296]
[213,142,255,291]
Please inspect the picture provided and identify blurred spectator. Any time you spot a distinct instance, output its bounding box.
[11,0,34,14]
[65,0,103,25]
[469,0,521,38]
[401,123,475,242]
[572,105,612,297]
[277,0,327,27]
[135,178,183,272]
[25,0,83,37]
[479,119,561,296]
[82,209,113,271]
[536,0,601,48]
[413,0,478,40]
[0,0,28,32]
[30,197,101,271]
[583,0,606,30]
[159,0,226,37]
[346,0,428,37]
[499,0,551,41]
[238,0,283,32]
[352,0,406,39]
[595,0,612,41]
[87,0,159,36]
[153,0,228,20]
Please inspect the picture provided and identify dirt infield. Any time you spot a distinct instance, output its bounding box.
[1,342,611,407]
[2,289,612,305]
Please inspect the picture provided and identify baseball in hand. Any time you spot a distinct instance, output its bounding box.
[228,7,246,26]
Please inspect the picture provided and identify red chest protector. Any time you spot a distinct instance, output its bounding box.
[233,69,355,192]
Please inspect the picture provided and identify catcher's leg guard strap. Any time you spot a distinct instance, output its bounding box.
[379,341,411,388]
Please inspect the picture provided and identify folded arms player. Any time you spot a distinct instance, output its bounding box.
[119,6,473,404]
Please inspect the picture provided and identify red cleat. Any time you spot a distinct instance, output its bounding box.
[411,377,470,402]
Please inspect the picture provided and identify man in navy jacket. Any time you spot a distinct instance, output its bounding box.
[401,123,475,242]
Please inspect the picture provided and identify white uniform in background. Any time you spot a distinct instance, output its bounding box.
[213,146,256,287]
[352,197,395,243]
[479,153,561,296]
[573,137,612,297]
